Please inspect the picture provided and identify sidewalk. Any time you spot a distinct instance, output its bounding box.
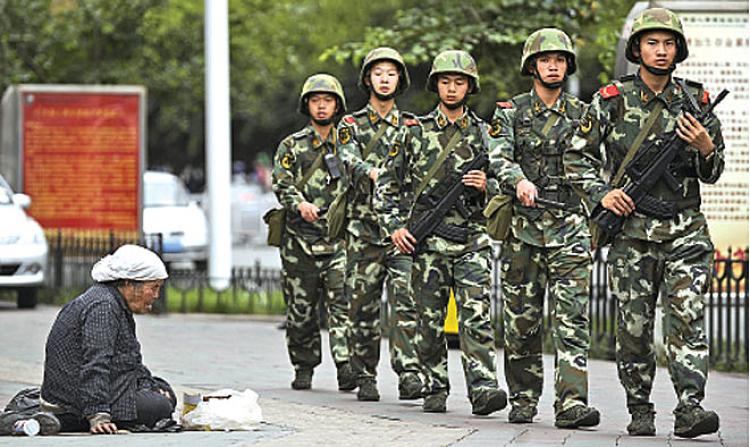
[0,304,746,446]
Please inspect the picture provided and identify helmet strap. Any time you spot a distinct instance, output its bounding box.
[370,85,396,102]
[311,117,333,126]
[532,70,565,90]
[641,60,675,76]
[441,97,466,111]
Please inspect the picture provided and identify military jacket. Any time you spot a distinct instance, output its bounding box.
[272,123,346,256]
[375,106,500,255]
[337,103,415,244]
[564,73,725,242]
[489,89,588,248]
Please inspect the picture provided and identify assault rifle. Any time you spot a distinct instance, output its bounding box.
[591,80,729,237]
[408,152,488,248]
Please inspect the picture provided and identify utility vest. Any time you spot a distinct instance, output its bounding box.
[511,92,584,217]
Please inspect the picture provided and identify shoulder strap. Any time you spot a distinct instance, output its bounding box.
[414,128,463,200]
[362,122,388,159]
[611,101,664,186]
[540,113,560,137]
[295,150,325,190]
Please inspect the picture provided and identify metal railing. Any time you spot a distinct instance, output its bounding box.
[43,232,747,367]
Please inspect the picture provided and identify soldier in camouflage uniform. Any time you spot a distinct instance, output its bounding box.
[272,74,356,392]
[488,28,599,428]
[564,8,724,438]
[336,48,423,402]
[376,50,507,415]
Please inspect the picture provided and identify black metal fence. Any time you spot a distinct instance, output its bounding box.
[43,233,747,368]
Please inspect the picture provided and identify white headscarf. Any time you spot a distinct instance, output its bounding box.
[91,244,168,282]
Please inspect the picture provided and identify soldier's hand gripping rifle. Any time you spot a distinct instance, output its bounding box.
[499,186,567,210]
[591,81,729,237]
[408,152,488,249]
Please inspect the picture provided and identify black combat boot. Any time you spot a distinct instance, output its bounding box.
[674,405,719,438]
[627,404,656,436]
[336,363,357,391]
[471,388,508,416]
[508,405,538,423]
[422,390,448,413]
[356,379,380,401]
[291,369,313,390]
[398,373,423,400]
[555,405,601,429]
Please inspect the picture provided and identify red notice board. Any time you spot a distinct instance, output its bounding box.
[21,90,143,232]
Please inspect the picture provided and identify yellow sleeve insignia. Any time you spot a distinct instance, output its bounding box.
[488,119,503,138]
[281,154,293,170]
[338,127,352,145]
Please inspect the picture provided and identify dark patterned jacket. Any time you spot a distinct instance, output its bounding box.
[41,283,159,421]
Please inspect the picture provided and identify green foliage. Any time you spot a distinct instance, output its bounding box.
[0,0,636,174]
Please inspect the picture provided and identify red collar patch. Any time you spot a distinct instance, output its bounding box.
[496,101,513,109]
[702,90,710,105]
[343,116,356,124]
[599,84,621,99]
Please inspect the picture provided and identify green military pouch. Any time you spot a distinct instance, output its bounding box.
[326,192,348,240]
[484,194,513,241]
[263,208,286,247]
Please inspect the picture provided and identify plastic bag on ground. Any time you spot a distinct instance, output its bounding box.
[181,389,263,431]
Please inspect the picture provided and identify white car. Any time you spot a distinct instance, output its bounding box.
[0,175,48,308]
[143,171,208,268]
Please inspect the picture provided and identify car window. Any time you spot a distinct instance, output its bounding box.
[144,178,190,207]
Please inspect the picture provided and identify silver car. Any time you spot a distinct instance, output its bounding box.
[0,175,48,308]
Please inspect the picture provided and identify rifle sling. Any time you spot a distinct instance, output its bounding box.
[612,101,664,186]
[295,151,325,190]
[362,122,388,159]
[414,128,463,200]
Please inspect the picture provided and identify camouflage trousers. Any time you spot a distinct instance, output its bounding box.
[281,234,351,372]
[346,234,420,381]
[413,246,498,397]
[501,233,592,414]
[609,229,713,412]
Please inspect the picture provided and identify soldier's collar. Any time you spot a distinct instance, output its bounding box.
[529,88,567,116]
[433,106,471,130]
[308,124,336,150]
[633,72,678,107]
[366,103,400,127]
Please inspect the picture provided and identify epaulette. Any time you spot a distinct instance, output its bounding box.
[496,101,513,109]
[619,74,636,82]
[599,84,621,99]
[400,111,416,120]
[511,92,531,108]
[342,115,356,125]
[684,78,703,89]
[352,109,368,118]
[292,128,310,140]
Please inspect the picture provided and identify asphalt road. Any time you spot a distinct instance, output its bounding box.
[0,304,747,446]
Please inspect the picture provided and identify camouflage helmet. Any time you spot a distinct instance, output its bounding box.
[520,28,577,76]
[298,73,347,115]
[426,50,480,94]
[358,47,411,95]
[626,8,688,64]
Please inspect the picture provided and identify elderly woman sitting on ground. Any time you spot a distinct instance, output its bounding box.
[39,244,176,434]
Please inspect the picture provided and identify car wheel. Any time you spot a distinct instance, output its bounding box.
[17,288,37,309]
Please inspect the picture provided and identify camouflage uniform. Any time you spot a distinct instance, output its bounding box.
[376,51,506,412]
[337,102,422,390]
[489,28,595,420]
[272,74,352,384]
[564,9,724,434]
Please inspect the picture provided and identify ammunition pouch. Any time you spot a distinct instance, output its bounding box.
[484,194,513,241]
[263,208,286,247]
[326,193,348,240]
